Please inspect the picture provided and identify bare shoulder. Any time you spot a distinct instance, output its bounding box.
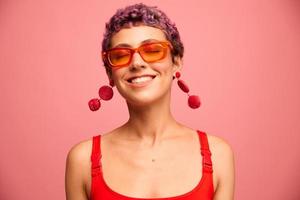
[66,138,93,166]
[65,138,93,200]
[65,137,94,182]
[206,133,234,158]
[205,133,235,199]
[205,133,235,173]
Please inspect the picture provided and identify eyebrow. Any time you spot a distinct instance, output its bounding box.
[113,39,160,48]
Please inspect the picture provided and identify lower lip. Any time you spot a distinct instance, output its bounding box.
[126,76,156,88]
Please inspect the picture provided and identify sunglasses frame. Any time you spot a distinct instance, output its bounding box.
[102,41,172,68]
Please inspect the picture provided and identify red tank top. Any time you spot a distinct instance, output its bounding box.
[90,130,214,200]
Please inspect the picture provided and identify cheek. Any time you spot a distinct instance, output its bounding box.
[151,64,174,89]
[152,55,172,67]
[152,56,175,74]
[151,63,174,76]
[111,69,124,82]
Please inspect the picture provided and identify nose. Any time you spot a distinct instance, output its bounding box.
[129,51,146,71]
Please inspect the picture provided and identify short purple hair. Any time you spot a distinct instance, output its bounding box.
[101,3,184,75]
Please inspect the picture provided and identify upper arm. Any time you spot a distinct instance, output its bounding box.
[65,141,90,200]
[210,135,235,200]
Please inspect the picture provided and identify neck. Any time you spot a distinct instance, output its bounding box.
[122,91,182,147]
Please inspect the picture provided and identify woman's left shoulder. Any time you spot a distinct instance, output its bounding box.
[204,133,235,197]
[205,132,235,187]
[205,132,235,174]
[205,132,234,158]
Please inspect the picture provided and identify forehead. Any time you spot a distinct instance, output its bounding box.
[110,25,167,48]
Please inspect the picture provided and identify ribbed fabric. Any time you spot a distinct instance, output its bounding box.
[90,130,214,200]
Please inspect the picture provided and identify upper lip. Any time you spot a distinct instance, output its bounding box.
[126,74,156,82]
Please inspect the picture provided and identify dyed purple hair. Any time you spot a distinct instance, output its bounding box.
[102,3,184,75]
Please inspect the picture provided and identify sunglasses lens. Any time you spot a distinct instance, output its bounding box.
[105,42,169,67]
[108,49,131,67]
[140,43,166,62]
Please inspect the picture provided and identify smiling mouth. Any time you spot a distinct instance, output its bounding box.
[127,75,156,84]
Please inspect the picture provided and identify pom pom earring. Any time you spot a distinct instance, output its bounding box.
[88,79,114,111]
[174,71,201,109]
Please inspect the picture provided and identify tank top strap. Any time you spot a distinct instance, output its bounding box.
[197,130,213,173]
[91,135,102,177]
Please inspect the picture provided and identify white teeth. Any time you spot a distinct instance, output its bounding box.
[131,76,153,84]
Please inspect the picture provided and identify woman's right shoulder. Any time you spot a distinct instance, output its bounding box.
[66,132,112,163]
[65,137,96,180]
[66,138,93,163]
[65,137,95,199]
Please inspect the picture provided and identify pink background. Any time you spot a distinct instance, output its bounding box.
[1,0,299,199]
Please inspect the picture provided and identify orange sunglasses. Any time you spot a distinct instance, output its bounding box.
[102,41,172,68]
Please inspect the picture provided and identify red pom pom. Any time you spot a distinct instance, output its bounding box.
[88,98,101,111]
[99,85,113,100]
[188,95,201,109]
[177,79,189,93]
[175,71,181,78]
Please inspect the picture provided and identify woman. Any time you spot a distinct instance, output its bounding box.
[65,3,235,200]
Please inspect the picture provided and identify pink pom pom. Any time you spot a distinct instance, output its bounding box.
[188,95,201,109]
[177,79,190,93]
[88,98,101,111]
[99,85,113,100]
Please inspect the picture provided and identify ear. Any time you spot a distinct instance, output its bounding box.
[172,56,183,74]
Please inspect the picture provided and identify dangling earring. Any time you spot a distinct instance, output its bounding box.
[173,71,201,109]
[88,79,114,111]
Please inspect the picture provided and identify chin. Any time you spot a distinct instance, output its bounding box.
[125,91,170,108]
[127,96,158,107]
